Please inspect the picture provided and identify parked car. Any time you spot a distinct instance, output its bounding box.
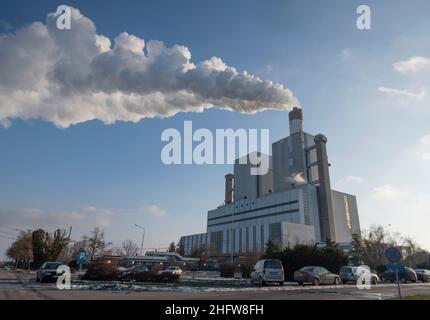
[294,266,341,286]
[379,267,417,283]
[250,259,284,286]
[36,262,64,283]
[339,265,379,285]
[158,266,183,277]
[119,264,149,280]
[414,269,430,283]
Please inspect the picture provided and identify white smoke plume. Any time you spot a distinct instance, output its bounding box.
[285,172,307,186]
[0,8,298,128]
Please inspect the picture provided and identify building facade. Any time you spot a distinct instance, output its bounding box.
[181,107,361,260]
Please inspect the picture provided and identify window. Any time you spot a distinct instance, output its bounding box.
[226,229,230,254]
[253,226,257,251]
[210,231,223,254]
[245,227,249,252]
[264,260,282,269]
[232,229,236,253]
[269,223,282,247]
[260,225,265,252]
[239,228,243,253]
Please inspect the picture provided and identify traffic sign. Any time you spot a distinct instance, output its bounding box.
[385,246,402,263]
[385,264,405,273]
[77,251,87,266]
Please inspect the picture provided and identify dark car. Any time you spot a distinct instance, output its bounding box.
[414,269,430,282]
[380,267,417,283]
[294,266,341,286]
[119,264,149,281]
[36,262,64,283]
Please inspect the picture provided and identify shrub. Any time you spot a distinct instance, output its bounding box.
[154,272,180,282]
[121,270,180,282]
[241,263,253,279]
[82,261,119,281]
[220,262,235,278]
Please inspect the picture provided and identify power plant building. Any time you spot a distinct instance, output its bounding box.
[181,108,360,259]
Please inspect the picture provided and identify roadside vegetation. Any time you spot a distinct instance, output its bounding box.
[4,224,429,284]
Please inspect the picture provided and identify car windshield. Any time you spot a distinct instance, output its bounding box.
[265,260,281,269]
[45,263,61,269]
[300,267,316,272]
[133,266,147,271]
[340,267,352,273]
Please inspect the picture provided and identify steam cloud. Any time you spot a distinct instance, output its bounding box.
[0,8,298,128]
[285,172,307,186]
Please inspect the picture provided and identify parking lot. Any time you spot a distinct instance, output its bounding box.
[1,268,430,300]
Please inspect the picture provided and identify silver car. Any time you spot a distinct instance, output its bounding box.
[251,259,284,286]
[340,265,379,285]
[294,266,341,286]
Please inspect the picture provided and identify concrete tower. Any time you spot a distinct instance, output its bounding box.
[289,107,303,135]
[314,134,336,242]
[224,174,234,204]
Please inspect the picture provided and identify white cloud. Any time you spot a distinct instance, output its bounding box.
[419,135,430,161]
[377,86,426,101]
[0,7,298,128]
[344,175,364,183]
[340,48,352,59]
[372,184,400,200]
[0,206,114,231]
[393,56,430,73]
[143,205,167,218]
[365,184,430,249]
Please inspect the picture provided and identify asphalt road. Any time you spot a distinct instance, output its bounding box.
[1,268,430,300]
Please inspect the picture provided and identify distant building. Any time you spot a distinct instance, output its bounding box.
[182,107,361,260]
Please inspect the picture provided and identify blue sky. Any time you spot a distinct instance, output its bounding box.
[1,0,430,257]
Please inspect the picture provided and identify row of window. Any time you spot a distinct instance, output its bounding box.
[210,222,282,254]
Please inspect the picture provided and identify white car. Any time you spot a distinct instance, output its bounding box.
[251,259,284,286]
[159,266,183,276]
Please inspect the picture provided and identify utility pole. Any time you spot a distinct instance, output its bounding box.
[135,224,146,257]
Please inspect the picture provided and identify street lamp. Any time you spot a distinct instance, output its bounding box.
[135,224,146,257]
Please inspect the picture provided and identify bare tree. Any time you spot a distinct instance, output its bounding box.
[115,240,139,256]
[85,228,112,261]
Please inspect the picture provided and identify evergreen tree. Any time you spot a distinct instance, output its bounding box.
[350,233,364,265]
[176,238,185,256]
[263,240,281,258]
[168,241,176,252]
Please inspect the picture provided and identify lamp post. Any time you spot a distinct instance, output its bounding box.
[135,224,145,257]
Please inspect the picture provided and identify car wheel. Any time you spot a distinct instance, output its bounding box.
[298,281,303,286]
[372,277,378,285]
[279,282,284,286]
[260,278,266,286]
[313,278,320,286]
[334,277,340,285]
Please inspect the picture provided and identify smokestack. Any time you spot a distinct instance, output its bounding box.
[289,107,303,135]
[314,134,336,242]
[225,174,234,204]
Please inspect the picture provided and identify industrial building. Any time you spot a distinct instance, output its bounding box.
[181,107,361,260]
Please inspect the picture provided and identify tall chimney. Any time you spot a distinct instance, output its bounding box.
[224,174,234,204]
[289,107,303,135]
[314,134,336,242]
